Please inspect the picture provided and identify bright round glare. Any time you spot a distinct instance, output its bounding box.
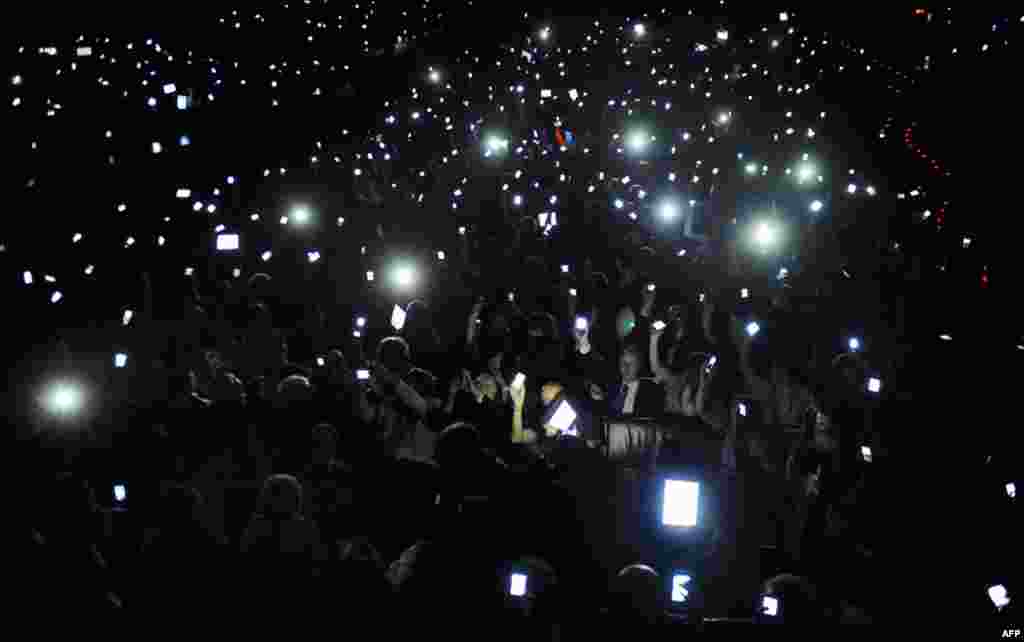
[746,163,757,174]
[849,338,860,351]
[634,23,645,36]
[49,384,81,414]
[746,322,760,337]
[810,200,824,212]
[393,265,415,288]
[754,222,776,246]
[292,207,310,223]
[628,132,647,150]
[429,70,440,83]
[660,202,678,219]
[798,165,815,182]
[718,112,730,124]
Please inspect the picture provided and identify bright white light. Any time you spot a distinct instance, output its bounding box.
[634,23,646,36]
[261,251,272,262]
[779,12,789,22]
[73,233,82,243]
[23,271,33,285]
[847,184,858,194]
[561,264,570,273]
[614,199,624,209]
[307,251,320,263]
[746,163,758,174]
[176,95,188,110]
[810,200,823,212]
[163,83,176,94]
[754,222,776,246]
[510,573,528,597]
[718,112,731,124]
[548,400,577,434]
[366,271,375,282]
[660,202,678,219]
[513,194,523,206]
[206,204,216,214]
[393,266,415,288]
[662,480,699,527]
[429,70,440,83]
[391,305,407,331]
[122,309,134,326]
[716,30,729,42]
[151,142,162,154]
[176,189,191,199]
[628,131,647,150]
[216,234,239,251]
[293,207,310,223]
[988,585,1010,609]
[50,384,79,412]
[114,353,128,368]
[672,574,692,603]
[798,165,814,182]
[762,596,779,616]
[740,288,750,299]
[51,291,63,304]
[540,27,550,41]
[746,322,760,336]
[179,135,190,146]
[849,338,860,351]
[1007,483,1016,499]
[867,377,882,393]
[356,317,367,328]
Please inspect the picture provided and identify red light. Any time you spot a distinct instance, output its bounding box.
[981,272,989,288]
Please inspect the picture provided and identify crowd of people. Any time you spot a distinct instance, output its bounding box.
[17,246,896,627]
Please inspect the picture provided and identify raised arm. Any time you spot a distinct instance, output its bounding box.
[648,326,673,384]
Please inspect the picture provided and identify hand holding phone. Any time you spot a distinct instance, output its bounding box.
[652,320,667,332]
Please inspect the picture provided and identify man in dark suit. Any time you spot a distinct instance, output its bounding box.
[596,344,664,417]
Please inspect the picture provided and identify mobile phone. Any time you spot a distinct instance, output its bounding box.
[647,283,656,292]
[356,369,370,381]
[512,373,526,388]
[569,288,578,297]
[509,573,528,597]
[114,353,128,368]
[113,483,127,506]
[391,304,407,331]
[216,233,239,251]
[548,400,577,435]
[316,356,326,367]
[867,377,882,393]
[561,264,570,273]
[761,595,780,617]
[740,288,750,299]
[575,317,589,331]
[737,401,748,417]
[662,479,700,527]
[860,445,873,463]
[652,320,667,331]
[671,572,693,604]
[122,309,134,326]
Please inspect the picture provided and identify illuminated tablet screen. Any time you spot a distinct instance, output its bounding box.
[662,479,699,527]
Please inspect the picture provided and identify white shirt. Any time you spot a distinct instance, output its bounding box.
[621,380,640,414]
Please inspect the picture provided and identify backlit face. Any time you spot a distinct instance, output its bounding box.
[620,351,641,383]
